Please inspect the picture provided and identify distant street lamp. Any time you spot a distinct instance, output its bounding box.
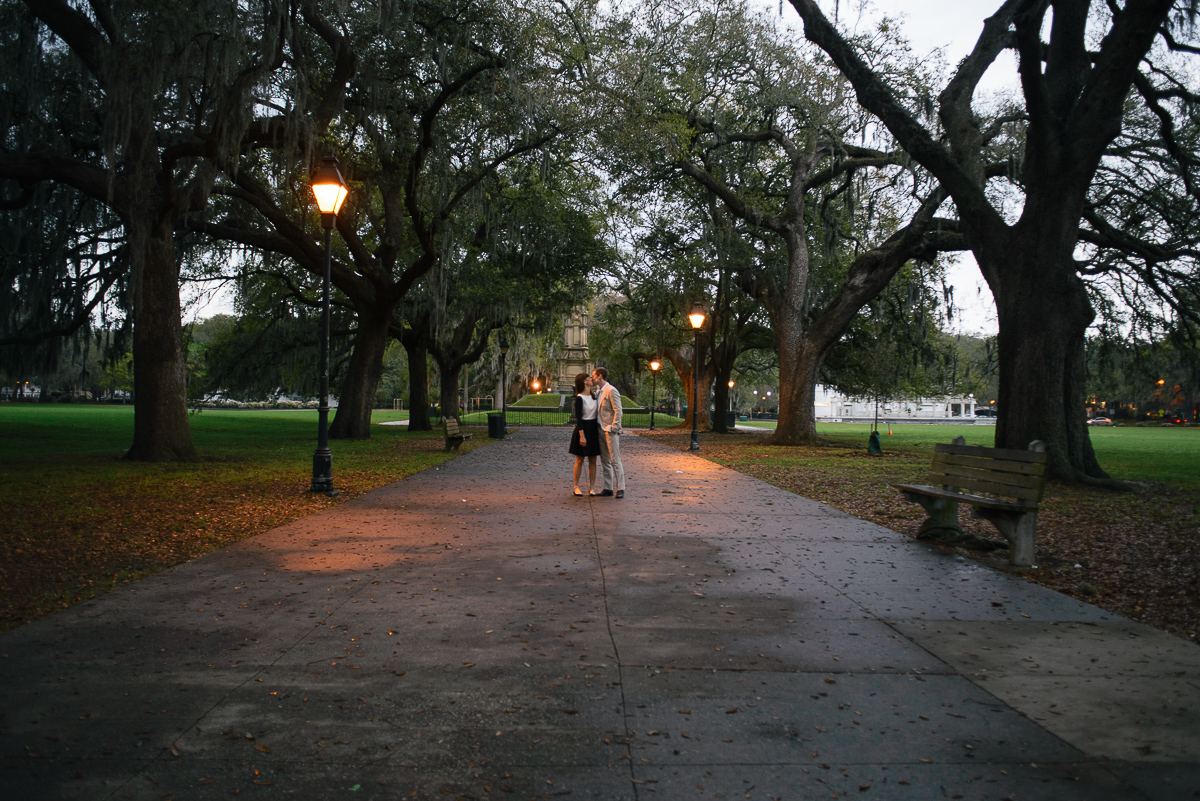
[728,379,735,427]
[649,359,661,431]
[310,155,348,496]
[532,379,540,394]
[688,301,706,451]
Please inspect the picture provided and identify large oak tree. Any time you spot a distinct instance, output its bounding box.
[0,0,284,460]
[788,0,1193,480]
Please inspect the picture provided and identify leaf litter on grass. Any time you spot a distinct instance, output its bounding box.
[0,426,488,632]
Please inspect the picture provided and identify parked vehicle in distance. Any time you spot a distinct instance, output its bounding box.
[1087,416,1113,426]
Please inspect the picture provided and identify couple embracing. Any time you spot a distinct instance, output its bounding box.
[569,366,625,499]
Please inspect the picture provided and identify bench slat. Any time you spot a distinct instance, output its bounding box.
[929,459,1047,496]
[923,471,1046,502]
[930,465,1046,492]
[934,442,1049,464]
[893,483,1039,511]
[932,451,1048,478]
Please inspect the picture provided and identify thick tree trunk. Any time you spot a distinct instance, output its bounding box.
[711,373,731,433]
[769,338,822,446]
[989,240,1106,481]
[405,340,433,432]
[437,357,462,421]
[768,223,823,446]
[683,376,712,432]
[329,309,390,440]
[124,218,197,462]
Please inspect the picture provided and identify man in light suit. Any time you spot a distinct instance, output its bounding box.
[591,366,625,498]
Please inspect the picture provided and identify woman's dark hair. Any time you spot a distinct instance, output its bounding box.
[574,373,588,394]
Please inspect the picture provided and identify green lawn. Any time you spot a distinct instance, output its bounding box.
[1,404,425,471]
[805,422,1200,489]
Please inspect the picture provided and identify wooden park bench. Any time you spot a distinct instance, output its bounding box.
[443,418,472,451]
[892,437,1049,567]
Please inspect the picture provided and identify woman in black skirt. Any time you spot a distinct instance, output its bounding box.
[569,372,601,496]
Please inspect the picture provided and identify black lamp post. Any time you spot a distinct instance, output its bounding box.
[688,301,706,451]
[499,335,509,436]
[649,358,660,431]
[310,156,348,495]
[728,379,735,428]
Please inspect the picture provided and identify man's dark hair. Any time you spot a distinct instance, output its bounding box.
[593,366,608,381]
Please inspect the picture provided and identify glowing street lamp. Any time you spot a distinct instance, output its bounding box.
[649,359,661,431]
[689,301,706,451]
[728,379,735,428]
[310,155,348,496]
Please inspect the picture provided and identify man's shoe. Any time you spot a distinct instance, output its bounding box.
[615,490,624,499]
[599,489,614,496]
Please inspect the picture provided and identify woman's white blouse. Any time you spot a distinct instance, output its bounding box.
[579,392,598,420]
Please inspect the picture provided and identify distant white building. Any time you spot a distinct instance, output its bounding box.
[813,385,977,420]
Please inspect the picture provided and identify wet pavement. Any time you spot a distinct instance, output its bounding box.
[2,427,1198,800]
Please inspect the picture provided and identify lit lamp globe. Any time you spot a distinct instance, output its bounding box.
[311,159,349,225]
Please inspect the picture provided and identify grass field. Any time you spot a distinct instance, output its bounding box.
[735,421,1200,489]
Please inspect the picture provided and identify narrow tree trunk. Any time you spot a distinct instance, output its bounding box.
[125,218,197,462]
[405,340,433,432]
[329,309,390,440]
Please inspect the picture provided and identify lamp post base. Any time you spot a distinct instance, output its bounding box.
[311,449,337,495]
[689,431,700,451]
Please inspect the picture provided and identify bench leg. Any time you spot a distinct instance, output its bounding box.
[972,508,1037,567]
[901,492,964,543]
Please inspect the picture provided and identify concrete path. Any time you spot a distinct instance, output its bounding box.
[2,428,1198,800]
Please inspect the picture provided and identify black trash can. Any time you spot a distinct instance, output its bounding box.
[726,411,737,428]
[488,411,506,438]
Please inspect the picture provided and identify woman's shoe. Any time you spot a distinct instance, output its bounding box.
[573,489,583,497]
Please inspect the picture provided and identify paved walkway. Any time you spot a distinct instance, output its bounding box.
[2,428,1198,800]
